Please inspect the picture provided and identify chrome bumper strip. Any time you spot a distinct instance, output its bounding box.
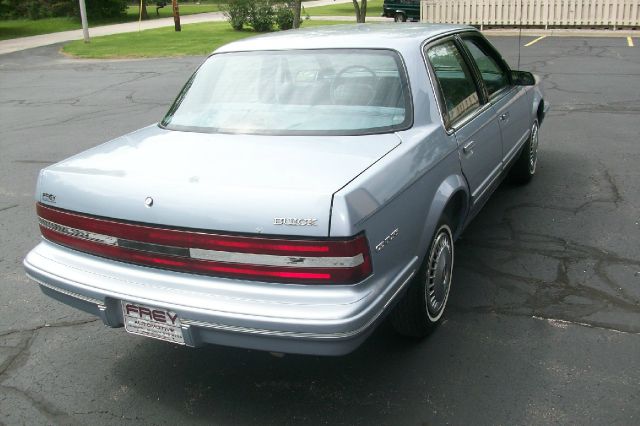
[26,271,103,306]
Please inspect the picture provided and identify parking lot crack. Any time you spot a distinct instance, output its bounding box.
[449,307,640,335]
[73,71,162,100]
[0,318,101,423]
[0,385,79,425]
[72,410,138,421]
[457,216,640,332]
[0,330,36,379]
[0,319,101,405]
[549,99,640,115]
[531,315,640,335]
[13,160,55,165]
[0,204,18,213]
[4,104,144,132]
[602,167,623,205]
[0,318,100,339]
[459,242,639,309]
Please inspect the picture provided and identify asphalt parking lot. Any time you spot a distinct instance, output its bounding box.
[1,34,639,424]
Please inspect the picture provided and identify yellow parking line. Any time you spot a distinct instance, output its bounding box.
[524,35,547,47]
[628,37,634,47]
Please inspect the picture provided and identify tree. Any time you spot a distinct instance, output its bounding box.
[352,0,367,23]
[172,0,181,31]
[292,0,302,29]
[0,0,126,20]
[222,0,250,31]
[139,0,149,20]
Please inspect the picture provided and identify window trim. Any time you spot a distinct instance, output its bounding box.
[422,34,487,133]
[456,33,514,103]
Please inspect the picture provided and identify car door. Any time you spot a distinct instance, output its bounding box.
[459,34,531,166]
[425,38,502,207]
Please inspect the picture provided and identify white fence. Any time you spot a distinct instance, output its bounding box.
[420,0,640,28]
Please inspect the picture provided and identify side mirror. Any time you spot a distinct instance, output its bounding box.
[512,70,535,86]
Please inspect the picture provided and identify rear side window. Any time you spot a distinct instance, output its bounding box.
[462,37,510,97]
[426,40,480,126]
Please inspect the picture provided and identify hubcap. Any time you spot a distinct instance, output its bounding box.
[529,122,539,174]
[426,229,453,317]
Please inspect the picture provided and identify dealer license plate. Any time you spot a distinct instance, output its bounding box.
[121,301,185,345]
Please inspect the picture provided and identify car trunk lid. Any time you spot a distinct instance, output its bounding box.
[37,125,400,237]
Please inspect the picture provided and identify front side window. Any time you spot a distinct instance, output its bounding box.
[426,40,480,126]
[462,37,510,97]
[161,49,412,136]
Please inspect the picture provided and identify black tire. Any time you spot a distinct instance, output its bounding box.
[390,217,454,337]
[510,119,539,185]
[394,12,406,22]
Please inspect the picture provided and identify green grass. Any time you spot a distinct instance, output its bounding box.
[0,3,223,41]
[0,17,79,40]
[124,3,222,21]
[62,20,348,59]
[0,0,361,43]
[306,0,383,17]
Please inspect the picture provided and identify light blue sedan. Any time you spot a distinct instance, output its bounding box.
[25,24,546,355]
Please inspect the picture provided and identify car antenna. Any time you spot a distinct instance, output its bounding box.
[517,0,523,70]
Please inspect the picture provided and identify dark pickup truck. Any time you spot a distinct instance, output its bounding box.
[382,0,420,22]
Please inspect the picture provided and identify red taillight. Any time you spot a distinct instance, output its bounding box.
[37,203,372,284]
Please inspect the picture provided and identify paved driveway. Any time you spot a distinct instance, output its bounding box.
[0,36,639,424]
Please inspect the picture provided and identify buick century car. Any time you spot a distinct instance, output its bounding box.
[24,24,546,355]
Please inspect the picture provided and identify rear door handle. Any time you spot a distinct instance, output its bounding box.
[500,112,510,121]
[462,140,476,154]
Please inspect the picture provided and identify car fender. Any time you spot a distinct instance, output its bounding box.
[531,77,547,125]
[417,174,469,259]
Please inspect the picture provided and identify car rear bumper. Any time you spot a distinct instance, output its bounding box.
[24,240,417,356]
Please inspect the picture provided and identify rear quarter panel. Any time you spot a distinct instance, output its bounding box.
[331,128,465,280]
[330,44,469,296]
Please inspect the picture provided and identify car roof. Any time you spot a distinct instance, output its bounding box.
[214,23,477,54]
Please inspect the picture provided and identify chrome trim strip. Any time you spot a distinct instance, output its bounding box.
[181,259,418,340]
[39,218,117,246]
[502,128,531,166]
[451,103,493,132]
[487,85,518,106]
[180,319,358,339]
[471,162,503,201]
[118,239,190,257]
[40,217,364,268]
[383,270,416,309]
[189,249,364,268]
[26,272,103,306]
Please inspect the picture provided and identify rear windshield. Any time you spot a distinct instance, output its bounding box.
[160,49,412,136]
